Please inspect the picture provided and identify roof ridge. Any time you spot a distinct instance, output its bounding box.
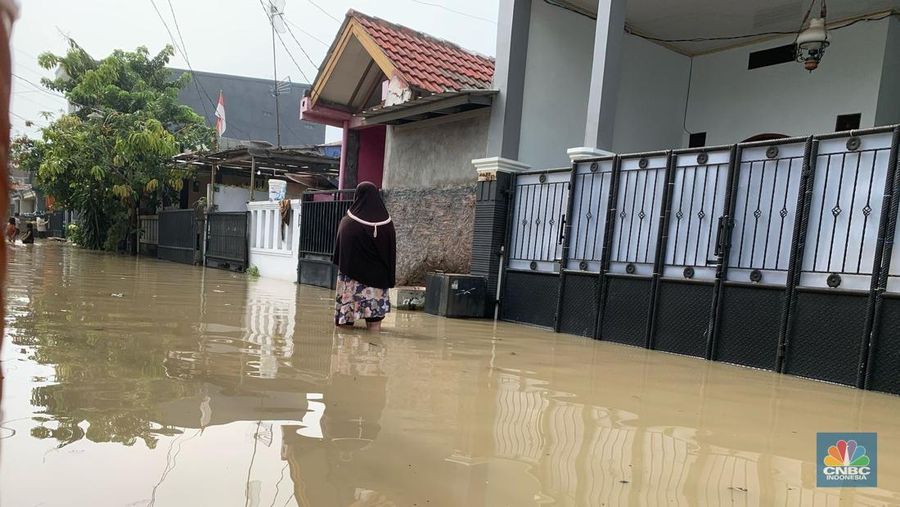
[346,9,495,63]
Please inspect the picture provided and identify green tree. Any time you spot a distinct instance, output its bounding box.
[14,40,214,250]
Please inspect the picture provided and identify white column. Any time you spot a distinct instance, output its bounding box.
[573,0,626,162]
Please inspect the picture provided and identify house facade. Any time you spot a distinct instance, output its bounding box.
[301,11,496,284]
[469,0,900,395]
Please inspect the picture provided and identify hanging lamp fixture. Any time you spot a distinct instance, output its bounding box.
[796,0,829,71]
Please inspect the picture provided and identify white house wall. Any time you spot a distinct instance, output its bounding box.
[518,0,594,170]
[686,18,891,145]
[611,33,691,153]
[876,16,900,126]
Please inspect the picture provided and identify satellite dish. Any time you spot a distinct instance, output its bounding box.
[267,0,287,33]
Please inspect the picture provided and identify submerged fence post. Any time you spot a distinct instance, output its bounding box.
[705,144,741,360]
[554,162,578,332]
[861,125,900,389]
[645,151,676,349]
[776,136,818,373]
[593,156,622,339]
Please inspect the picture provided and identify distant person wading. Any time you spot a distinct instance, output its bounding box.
[332,182,396,331]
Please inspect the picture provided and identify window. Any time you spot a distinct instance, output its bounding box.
[835,113,861,132]
[748,44,797,70]
[689,132,707,148]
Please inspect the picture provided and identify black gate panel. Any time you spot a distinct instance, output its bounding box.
[597,153,669,346]
[866,295,900,394]
[652,148,733,357]
[785,289,868,386]
[785,130,897,387]
[715,283,784,370]
[653,279,713,357]
[158,209,198,265]
[501,270,558,328]
[557,272,599,337]
[600,275,651,346]
[206,212,248,270]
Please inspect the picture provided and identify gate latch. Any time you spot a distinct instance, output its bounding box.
[714,216,733,257]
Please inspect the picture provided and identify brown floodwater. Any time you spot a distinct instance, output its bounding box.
[1,243,899,506]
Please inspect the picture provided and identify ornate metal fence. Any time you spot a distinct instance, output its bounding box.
[498,125,900,395]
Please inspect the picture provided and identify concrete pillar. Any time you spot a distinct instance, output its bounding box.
[574,0,626,160]
[485,0,531,161]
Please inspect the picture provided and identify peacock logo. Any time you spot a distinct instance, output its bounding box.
[823,439,870,467]
[817,433,877,487]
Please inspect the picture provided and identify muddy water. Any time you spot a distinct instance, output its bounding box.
[1,244,899,506]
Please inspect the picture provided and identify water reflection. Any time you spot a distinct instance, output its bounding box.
[2,244,900,506]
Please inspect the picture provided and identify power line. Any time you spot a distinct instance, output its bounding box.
[408,0,496,24]
[11,74,66,99]
[283,22,321,72]
[283,18,330,47]
[305,0,340,23]
[257,0,312,83]
[149,0,214,125]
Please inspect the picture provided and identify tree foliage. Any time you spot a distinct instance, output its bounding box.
[12,41,214,250]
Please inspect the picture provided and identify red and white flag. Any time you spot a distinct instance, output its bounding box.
[215,90,226,137]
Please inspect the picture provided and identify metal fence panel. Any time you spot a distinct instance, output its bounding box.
[206,212,248,270]
[139,215,158,245]
[298,190,354,257]
[607,154,669,276]
[48,210,66,238]
[158,209,197,265]
[507,170,570,273]
[565,159,614,272]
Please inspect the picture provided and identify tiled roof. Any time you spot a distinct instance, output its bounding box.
[349,10,495,94]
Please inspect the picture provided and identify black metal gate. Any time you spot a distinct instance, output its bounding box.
[297,190,355,288]
[48,210,66,238]
[498,125,900,395]
[206,211,249,271]
[158,209,198,265]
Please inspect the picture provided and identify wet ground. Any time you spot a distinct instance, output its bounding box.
[1,243,899,506]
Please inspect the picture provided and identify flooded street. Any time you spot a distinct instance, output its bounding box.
[0,243,899,506]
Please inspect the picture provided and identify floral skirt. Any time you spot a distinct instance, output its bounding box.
[334,271,391,325]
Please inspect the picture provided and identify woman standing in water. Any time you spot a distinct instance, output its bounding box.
[332,182,396,331]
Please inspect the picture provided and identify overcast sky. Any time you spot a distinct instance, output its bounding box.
[9,0,499,141]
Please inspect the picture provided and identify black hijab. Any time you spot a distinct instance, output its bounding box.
[332,182,396,289]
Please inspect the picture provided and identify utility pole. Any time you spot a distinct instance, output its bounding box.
[270,18,282,149]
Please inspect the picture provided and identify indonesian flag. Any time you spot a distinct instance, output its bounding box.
[215,90,226,137]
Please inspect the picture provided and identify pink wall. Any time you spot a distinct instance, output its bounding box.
[357,125,386,188]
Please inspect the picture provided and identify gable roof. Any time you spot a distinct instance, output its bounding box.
[309,10,495,109]
[349,10,494,94]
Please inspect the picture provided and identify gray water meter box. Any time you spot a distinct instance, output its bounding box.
[424,273,487,318]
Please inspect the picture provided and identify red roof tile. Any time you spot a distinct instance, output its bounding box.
[349,10,495,94]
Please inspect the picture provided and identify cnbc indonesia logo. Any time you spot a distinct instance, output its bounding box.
[817,433,877,487]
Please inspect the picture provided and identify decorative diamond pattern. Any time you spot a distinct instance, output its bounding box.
[779,208,788,218]
[832,205,842,217]
[585,211,593,221]
[638,210,646,220]
[676,210,684,220]
[548,218,555,226]
[862,205,872,216]
[620,211,626,219]
[697,210,705,219]
[535,218,541,225]
[522,219,528,226]
[753,209,762,219]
